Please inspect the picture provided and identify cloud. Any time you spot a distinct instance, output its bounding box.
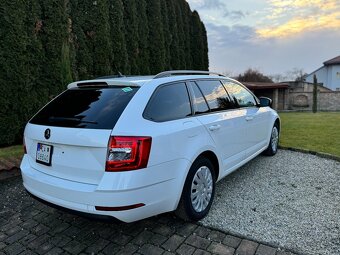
[269,0,337,10]
[188,0,246,22]
[257,11,340,38]
[258,0,340,38]
[188,0,225,9]
[206,23,256,49]
[187,0,340,76]
[208,27,340,75]
[224,10,246,21]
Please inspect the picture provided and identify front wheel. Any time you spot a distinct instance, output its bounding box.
[175,157,216,221]
[263,123,279,156]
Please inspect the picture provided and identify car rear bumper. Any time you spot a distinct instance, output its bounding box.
[20,155,190,222]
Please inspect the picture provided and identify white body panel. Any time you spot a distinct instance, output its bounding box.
[21,74,279,222]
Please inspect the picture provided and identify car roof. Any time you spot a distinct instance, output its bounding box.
[67,71,233,89]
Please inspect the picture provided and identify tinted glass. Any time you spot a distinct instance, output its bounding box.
[30,87,138,129]
[144,83,191,122]
[190,82,210,114]
[222,81,256,107]
[196,80,235,111]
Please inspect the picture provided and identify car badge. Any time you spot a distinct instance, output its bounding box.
[44,129,51,140]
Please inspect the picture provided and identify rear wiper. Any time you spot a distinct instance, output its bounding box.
[48,116,97,124]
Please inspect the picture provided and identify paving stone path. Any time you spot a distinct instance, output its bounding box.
[0,176,298,255]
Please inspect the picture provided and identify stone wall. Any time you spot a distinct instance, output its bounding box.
[289,91,340,111]
[319,92,340,111]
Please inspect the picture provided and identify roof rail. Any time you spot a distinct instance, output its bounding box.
[153,70,225,79]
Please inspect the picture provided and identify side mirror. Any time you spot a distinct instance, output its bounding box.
[259,97,272,108]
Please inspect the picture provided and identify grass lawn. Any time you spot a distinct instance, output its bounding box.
[279,112,340,157]
[0,145,23,160]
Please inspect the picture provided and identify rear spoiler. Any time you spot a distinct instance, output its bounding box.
[67,80,141,89]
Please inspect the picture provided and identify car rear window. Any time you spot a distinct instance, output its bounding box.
[30,87,139,129]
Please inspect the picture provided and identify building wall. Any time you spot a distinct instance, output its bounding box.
[306,66,327,84]
[305,65,340,91]
[278,89,285,110]
[329,65,340,91]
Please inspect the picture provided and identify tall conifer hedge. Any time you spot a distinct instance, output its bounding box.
[0,0,208,146]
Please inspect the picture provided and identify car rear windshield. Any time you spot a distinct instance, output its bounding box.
[30,86,139,129]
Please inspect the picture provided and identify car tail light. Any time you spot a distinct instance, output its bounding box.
[106,136,152,172]
[23,137,27,154]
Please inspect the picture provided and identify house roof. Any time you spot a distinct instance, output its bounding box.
[323,55,340,66]
[243,82,289,90]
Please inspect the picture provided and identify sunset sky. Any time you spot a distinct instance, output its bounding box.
[186,0,340,77]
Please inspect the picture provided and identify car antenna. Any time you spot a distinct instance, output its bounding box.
[113,62,124,77]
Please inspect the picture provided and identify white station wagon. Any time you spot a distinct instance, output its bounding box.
[21,70,280,223]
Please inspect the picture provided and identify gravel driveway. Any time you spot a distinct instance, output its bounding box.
[201,150,340,255]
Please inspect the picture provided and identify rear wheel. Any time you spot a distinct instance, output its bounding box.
[263,123,279,156]
[175,157,216,221]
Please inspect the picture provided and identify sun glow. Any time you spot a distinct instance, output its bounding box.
[257,0,340,38]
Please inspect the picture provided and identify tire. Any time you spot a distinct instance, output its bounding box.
[175,157,216,221]
[263,123,279,156]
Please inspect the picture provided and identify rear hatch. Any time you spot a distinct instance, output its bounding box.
[25,85,139,185]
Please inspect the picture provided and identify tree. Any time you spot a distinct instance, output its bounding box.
[286,68,307,82]
[174,0,186,68]
[91,0,112,77]
[168,0,181,69]
[160,0,171,70]
[136,0,150,74]
[70,0,93,80]
[60,41,73,87]
[0,0,209,146]
[147,0,165,73]
[201,21,209,70]
[25,0,48,115]
[39,0,70,95]
[181,1,193,69]
[237,68,273,82]
[313,74,318,113]
[190,11,204,70]
[123,0,139,74]
[0,0,28,145]
[109,0,129,74]
[270,73,287,83]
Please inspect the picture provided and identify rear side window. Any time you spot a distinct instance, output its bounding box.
[190,82,210,114]
[30,87,139,129]
[222,81,257,107]
[196,80,235,111]
[144,82,191,122]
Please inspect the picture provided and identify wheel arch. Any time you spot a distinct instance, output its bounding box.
[195,150,220,181]
[274,117,280,130]
[174,149,220,210]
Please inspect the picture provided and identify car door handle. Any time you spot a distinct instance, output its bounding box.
[245,116,254,121]
[209,124,221,131]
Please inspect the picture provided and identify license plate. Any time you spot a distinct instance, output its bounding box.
[36,143,53,166]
